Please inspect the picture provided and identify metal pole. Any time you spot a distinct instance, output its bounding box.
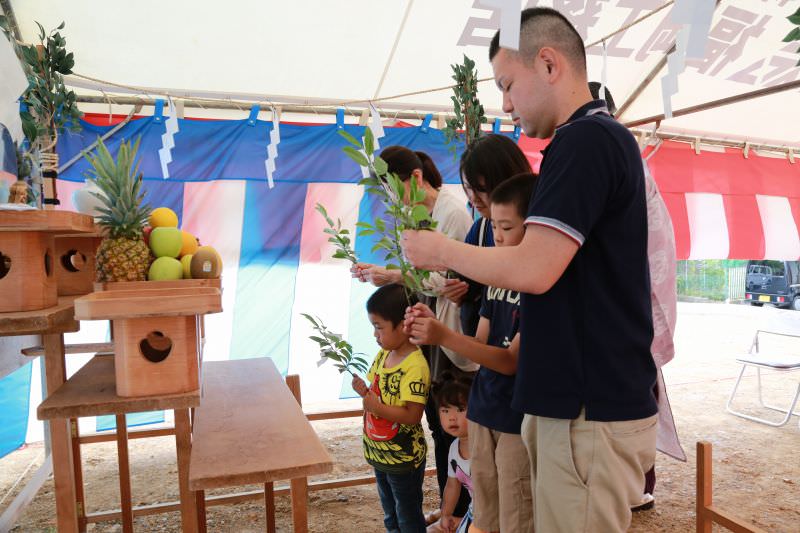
[623,79,800,129]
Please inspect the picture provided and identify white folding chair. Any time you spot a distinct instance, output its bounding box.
[726,309,800,428]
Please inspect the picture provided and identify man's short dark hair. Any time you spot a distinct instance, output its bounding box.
[489,7,586,72]
[489,173,538,219]
[588,81,617,116]
[366,284,415,327]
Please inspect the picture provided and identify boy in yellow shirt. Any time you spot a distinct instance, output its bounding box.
[353,284,431,533]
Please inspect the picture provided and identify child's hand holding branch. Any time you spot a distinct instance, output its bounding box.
[362,390,382,414]
[351,375,368,397]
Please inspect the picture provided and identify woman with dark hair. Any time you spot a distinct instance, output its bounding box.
[440,134,532,338]
[352,145,472,301]
[353,145,475,523]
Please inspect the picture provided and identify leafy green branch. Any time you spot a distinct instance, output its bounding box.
[301,314,370,376]
[443,54,486,155]
[0,18,82,148]
[316,203,358,264]
[338,127,438,299]
[784,6,800,66]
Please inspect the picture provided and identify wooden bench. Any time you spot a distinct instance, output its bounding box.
[189,358,333,532]
[37,354,201,532]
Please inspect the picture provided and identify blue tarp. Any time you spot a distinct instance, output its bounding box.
[57,117,486,184]
[0,362,32,457]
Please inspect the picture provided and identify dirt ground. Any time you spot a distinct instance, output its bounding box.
[1,302,799,532]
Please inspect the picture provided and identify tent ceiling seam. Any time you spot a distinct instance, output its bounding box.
[373,0,414,101]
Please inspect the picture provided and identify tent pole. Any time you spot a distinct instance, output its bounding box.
[0,0,23,41]
[615,43,673,120]
[58,105,142,174]
[73,94,517,126]
[623,79,800,129]
[64,74,505,116]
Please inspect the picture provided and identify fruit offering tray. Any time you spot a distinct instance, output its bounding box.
[74,287,222,321]
[93,278,222,292]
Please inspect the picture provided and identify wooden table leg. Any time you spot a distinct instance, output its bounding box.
[70,418,87,532]
[115,414,134,533]
[290,477,308,533]
[175,408,199,532]
[696,441,712,533]
[264,482,276,533]
[43,333,79,533]
[195,490,207,533]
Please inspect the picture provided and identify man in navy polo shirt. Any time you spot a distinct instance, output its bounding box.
[401,7,658,532]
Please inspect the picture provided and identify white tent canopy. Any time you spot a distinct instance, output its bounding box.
[6,0,800,147]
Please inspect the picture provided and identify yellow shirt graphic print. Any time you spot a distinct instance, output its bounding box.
[362,348,430,473]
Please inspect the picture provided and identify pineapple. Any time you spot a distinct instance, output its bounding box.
[84,137,153,282]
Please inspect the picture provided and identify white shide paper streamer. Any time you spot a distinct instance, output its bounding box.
[478,0,522,51]
[661,0,714,119]
[158,97,180,179]
[265,107,280,188]
[361,104,386,179]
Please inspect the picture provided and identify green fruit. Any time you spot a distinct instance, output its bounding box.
[181,255,193,279]
[148,257,183,281]
[190,248,221,279]
[149,227,182,258]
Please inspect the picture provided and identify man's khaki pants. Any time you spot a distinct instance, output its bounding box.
[468,421,534,533]
[520,409,657,532]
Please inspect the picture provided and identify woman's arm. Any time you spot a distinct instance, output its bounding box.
[351,263,403,286]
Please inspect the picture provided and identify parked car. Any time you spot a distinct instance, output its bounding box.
[744,260,800,310]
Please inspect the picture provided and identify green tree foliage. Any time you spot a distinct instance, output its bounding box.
[316,203,359,264]
[783,6,800,66]
[301,314,370,376]
[443,54,486,155]
[0,18,82,147]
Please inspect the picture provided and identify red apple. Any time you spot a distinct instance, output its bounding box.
[143,226,153,246]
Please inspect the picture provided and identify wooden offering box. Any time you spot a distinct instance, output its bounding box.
[74,287,222,397]
[0,210,94,312]
[55,233,103,296]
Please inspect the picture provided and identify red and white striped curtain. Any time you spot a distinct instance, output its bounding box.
[518,138,800,261]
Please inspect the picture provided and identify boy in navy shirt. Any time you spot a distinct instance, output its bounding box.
[407,174,536,533]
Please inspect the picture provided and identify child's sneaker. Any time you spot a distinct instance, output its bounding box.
[631,492,655,512]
